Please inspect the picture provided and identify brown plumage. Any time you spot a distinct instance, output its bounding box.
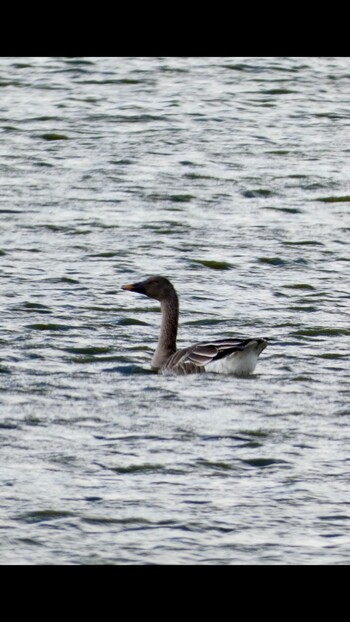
[122,276,268,375]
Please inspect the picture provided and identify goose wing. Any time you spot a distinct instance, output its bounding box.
[161,338,266,374]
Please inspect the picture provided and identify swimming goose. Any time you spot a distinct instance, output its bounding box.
[122,276,268,375]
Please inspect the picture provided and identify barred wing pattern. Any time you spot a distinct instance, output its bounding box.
[160,338,268,375]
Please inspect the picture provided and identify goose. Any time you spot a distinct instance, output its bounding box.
[122,276,268,375]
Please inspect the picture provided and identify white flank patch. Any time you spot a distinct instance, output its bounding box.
[206,348,259,376]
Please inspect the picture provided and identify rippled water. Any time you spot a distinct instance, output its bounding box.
[1,57,350,564]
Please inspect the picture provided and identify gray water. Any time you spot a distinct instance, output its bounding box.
[1,57,350,565]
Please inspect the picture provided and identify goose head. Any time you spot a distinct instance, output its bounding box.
[122,275,176,302]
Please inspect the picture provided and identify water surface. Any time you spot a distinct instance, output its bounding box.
[1,57,350,564]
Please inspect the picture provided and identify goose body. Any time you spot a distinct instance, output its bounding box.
[122,276,268,376]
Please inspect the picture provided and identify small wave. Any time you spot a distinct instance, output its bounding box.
[105,364,151,375]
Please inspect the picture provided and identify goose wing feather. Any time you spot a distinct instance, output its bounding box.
[161,338,259,374]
